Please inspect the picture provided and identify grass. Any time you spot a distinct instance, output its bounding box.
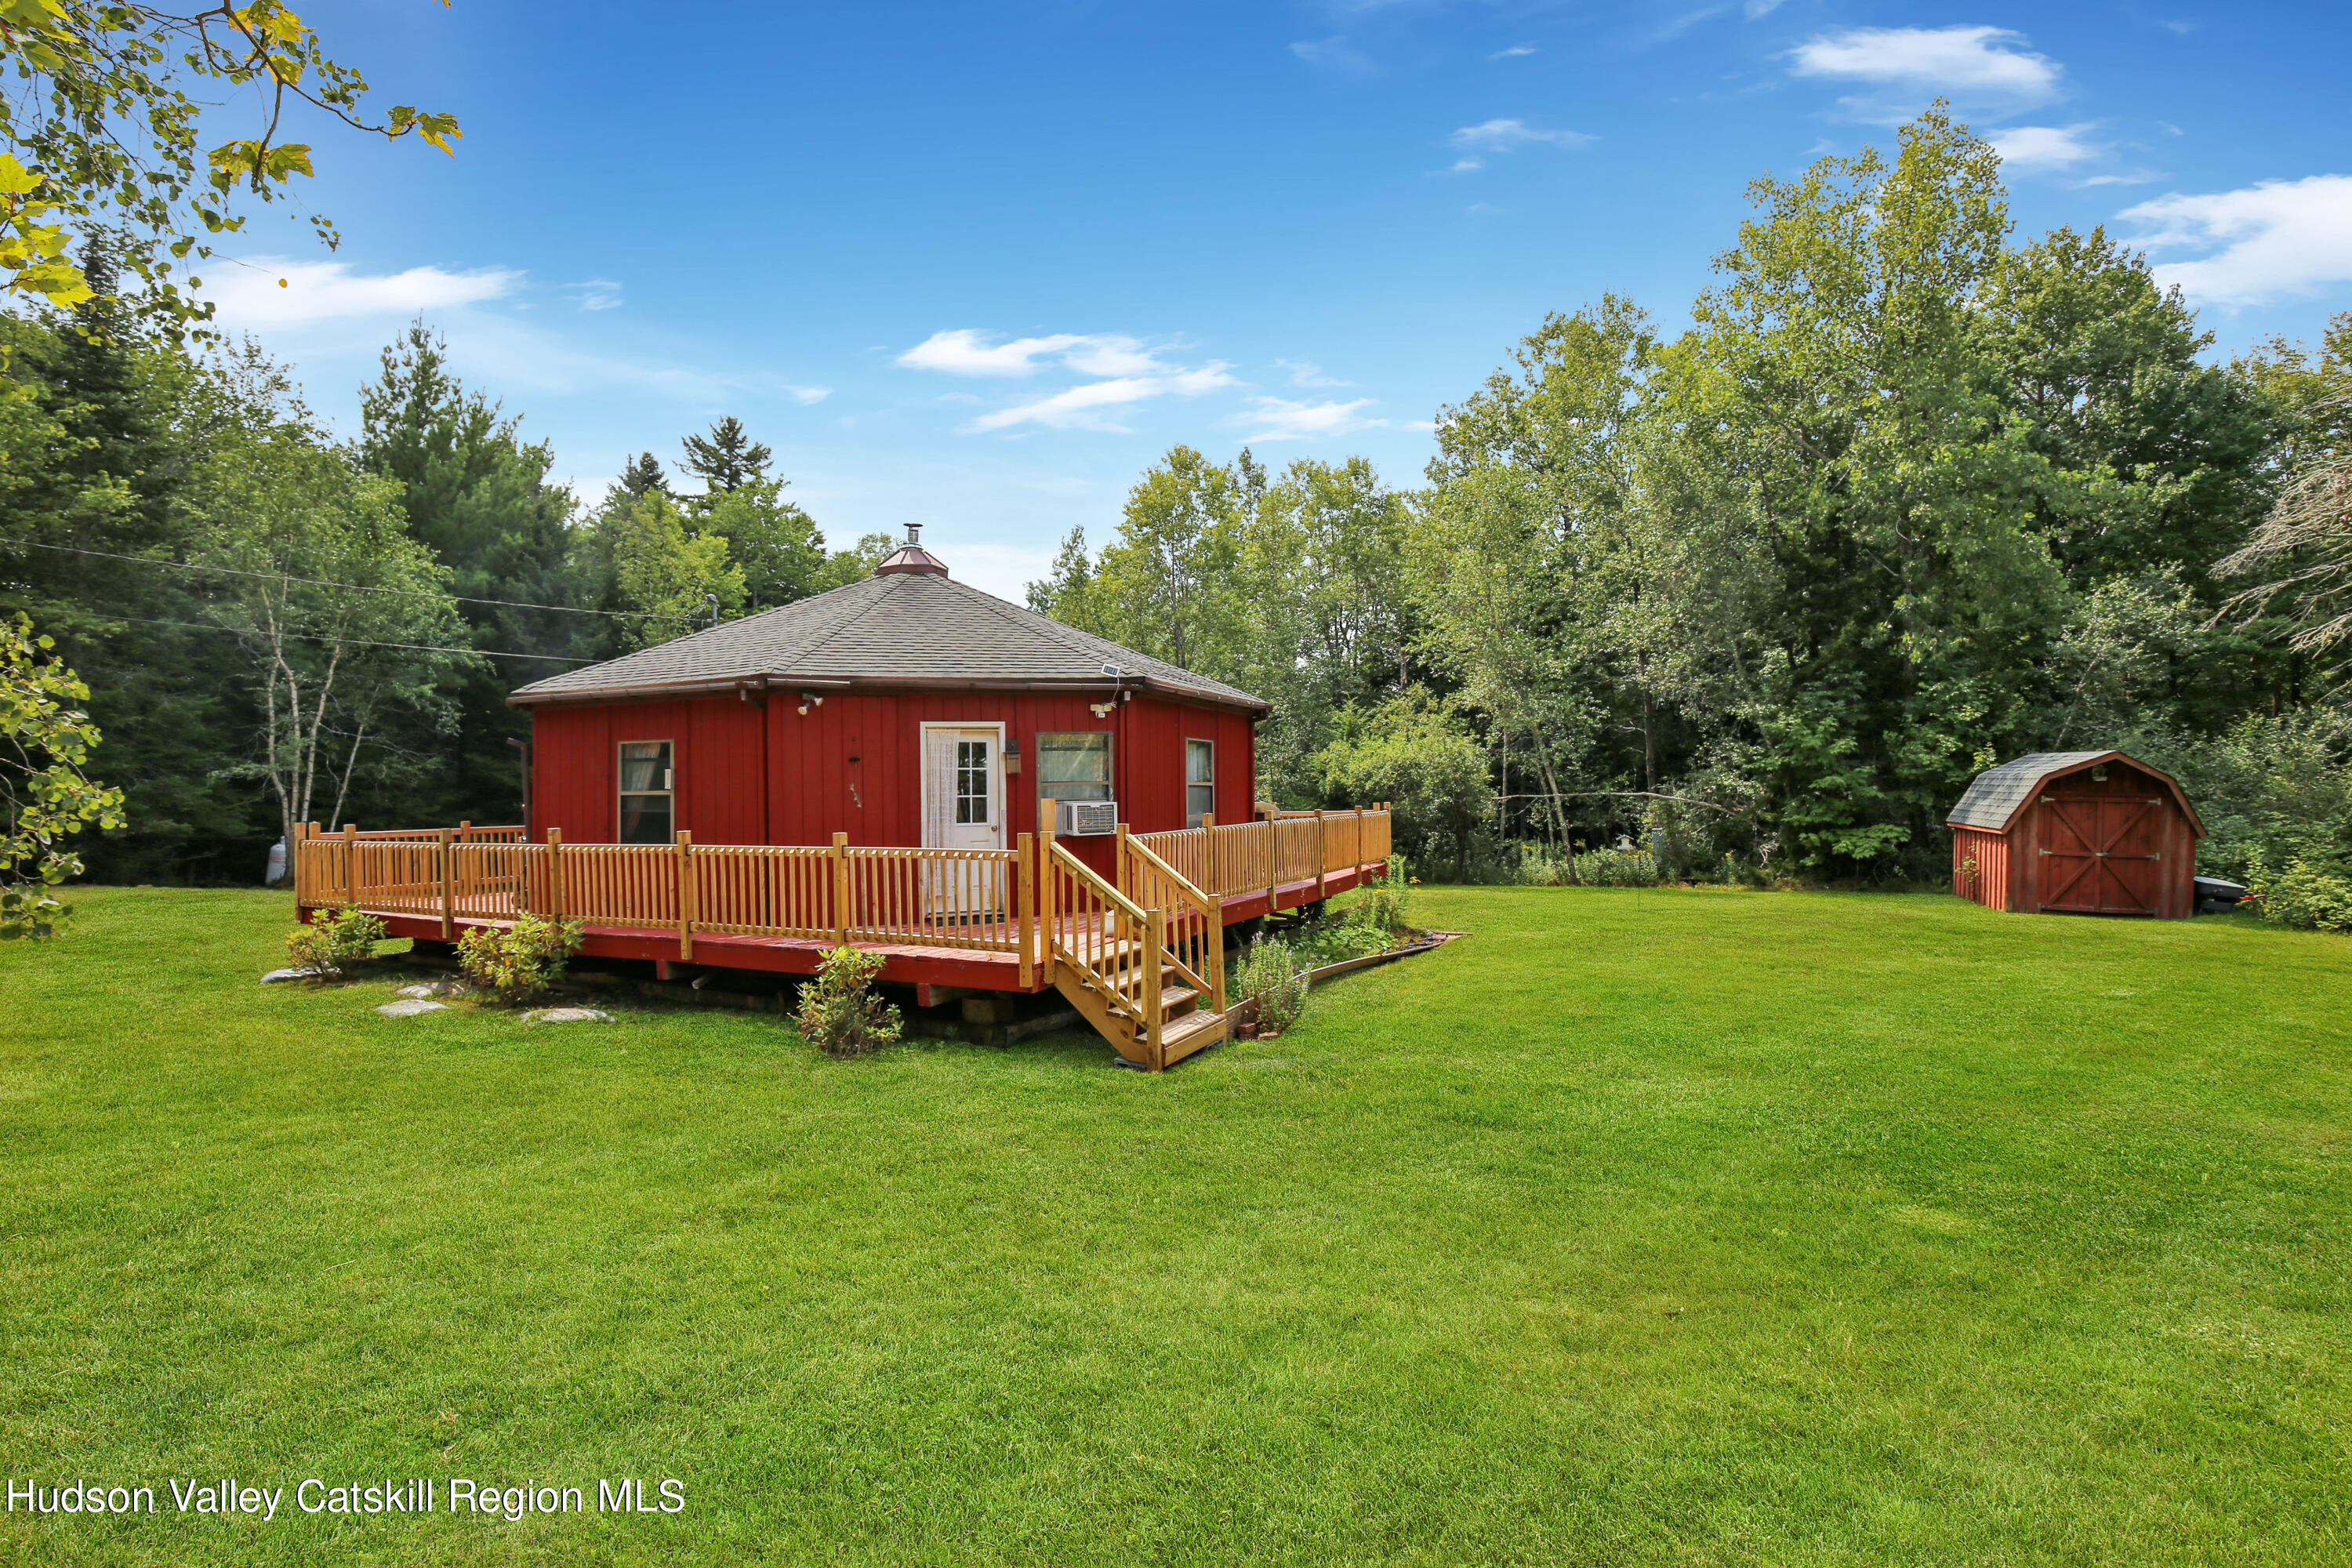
[2,883,2349,1565]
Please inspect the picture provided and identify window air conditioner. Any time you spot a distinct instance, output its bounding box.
[1056,800,1119,836]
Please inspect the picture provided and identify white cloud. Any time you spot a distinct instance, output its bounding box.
[203,257,522,328]
[1450,118,1595,152]
[1276,358,1351,387]
[1290,36,1374,74]
[2119,174,2352,305]
[967,365,1236,434]
[1988,122,2103,174]
[782,385,832,405]
[1744,0,1785,16]
[566,278,622,312]
[1787,25,2061,121]
[1449,158,1484,174]
[1235,395,1381,443]
[896,328,1163,378]
[1490,44,1537,59]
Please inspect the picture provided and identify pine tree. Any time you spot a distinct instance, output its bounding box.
[679,416,772,494]
[619,452,669,498]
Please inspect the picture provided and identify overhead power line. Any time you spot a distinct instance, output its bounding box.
[74,611,593,665]
[4,539,687,621]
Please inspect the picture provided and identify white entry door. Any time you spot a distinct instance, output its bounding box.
[920,724,1004,917]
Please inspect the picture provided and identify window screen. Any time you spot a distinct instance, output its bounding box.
[619,740,673,844]
[1036,731,1112,806]
[1185,738,1214,828]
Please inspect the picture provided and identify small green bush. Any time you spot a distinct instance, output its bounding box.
[285,906,387,975]
[797,944,903,1057]
[1356,855,1413,934]
[1574,847,1660,886]
[1233,932,1308,1036]
[2250,855,2352,934]
[456,914,586,1002]
[1297,916,1392,969]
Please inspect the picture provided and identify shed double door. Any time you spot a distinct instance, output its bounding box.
[2038,792,2167,916]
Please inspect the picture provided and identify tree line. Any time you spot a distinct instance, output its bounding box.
[1027,112,2352,889]
[0,263,888,882]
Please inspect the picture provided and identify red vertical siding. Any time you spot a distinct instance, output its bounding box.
[533,685,1260,853]
[1949,756,2200,920]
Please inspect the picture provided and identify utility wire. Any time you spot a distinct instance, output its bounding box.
[5,539,688,622]
[76,611,594,664]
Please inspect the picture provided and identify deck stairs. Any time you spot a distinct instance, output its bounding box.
[1042,834,1232,1071]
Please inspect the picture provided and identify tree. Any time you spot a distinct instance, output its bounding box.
[191,389,470,848]
[679,416,772,493]
[358,323,575,820]
[1316,692,1489,882]
[1087,445,1247,677]
[0,612,124,938]
[0,0,459,325]
[618,451,668,499]
[600,490,744,652]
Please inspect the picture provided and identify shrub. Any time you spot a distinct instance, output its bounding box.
[456,914,586,1002]
[1232,931,1308,1036]
[285,906,387,975]
[2249,855,2352,934]
[1296,915,1392,970]
[797,944,903,1057]
[1574,847,1660,886]
[1356,855,1413,934]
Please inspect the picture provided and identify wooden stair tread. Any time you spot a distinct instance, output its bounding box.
[1160,1009,1225,1044]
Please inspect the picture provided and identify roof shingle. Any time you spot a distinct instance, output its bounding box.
[511,569,1269,710]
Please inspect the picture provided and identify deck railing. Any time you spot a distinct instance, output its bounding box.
[292,807,1387,986]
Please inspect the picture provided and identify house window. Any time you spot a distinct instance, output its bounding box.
[956,739,991,825]
[1037,731,1112,808]
[619,740,673,844]
[1186,739,1215,827]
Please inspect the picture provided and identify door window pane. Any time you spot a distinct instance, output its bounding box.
[955,739,991,825]
[1186,739,1214,826]
[619,740,673,844]
[1036,731,1112,803]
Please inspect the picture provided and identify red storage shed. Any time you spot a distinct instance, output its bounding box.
[1947,750,2204,919]
[507,528,1268,873]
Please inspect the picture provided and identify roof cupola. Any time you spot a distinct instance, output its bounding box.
[873,521,949,577]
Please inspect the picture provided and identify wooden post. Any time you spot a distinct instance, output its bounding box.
[1314,810,1328,901]
[340,823,357,911]
[1145,907,1166,1073]
[437,828,456,940]
[830,832,850,946]
[1015,833,1035,990]
[1038,826,1058,986]
[547,827,564,920]
[1354,808,1365,882]
[1115,822,1131,902]
[676,830,695,960]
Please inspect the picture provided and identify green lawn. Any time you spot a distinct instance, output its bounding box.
[2,884,2349,1565]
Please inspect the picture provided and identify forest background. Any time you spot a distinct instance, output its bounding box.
[5,111,2349,898]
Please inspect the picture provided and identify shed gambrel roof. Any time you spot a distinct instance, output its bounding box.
[1946,750,2204,836]
[510,565,1270,712]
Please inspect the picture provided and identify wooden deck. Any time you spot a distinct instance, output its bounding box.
[295,811,1393,1069]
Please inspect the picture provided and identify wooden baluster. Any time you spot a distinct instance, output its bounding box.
[1144,908,1165,1072]
[831,833,850,946]
[436,828,455,940]
[549,829,565,920]
[1039,828,1058,985]
[676,830,695,961]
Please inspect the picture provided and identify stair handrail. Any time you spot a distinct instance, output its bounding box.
[1122,833,1226,1011]
[1046,840,1152,1029]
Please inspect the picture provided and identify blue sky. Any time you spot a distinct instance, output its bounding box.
[210,1,2352,600]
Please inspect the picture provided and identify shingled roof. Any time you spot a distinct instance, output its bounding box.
[509,543,1269,712]
[1947,750,2202,835]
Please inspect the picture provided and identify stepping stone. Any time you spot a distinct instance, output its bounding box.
[376,999,448,1018]
[524,1007,612,1025]
[394,982,466,999]
[260,967,323,985]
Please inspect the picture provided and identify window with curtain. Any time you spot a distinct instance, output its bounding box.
[619,739,673,844]
[1185,738,1214,827]
[1036,731,1112,808]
